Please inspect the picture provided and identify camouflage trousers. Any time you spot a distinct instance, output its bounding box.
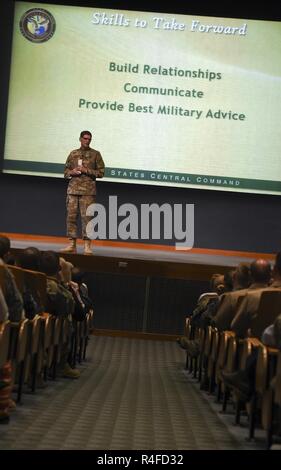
[66,194,96,240]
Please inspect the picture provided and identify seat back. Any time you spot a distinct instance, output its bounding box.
[197,327,205,354]
[43,315,55,350]
[15,319,30,362]
[61,317,71,345]
[30,315,43,355]
[88,309,95,331]
[0,265,5,291]
[184,316,192,339]
[236,293,247,311]
[215,331,235,384]
[53,317,63,346]
[7,265,25,293]
[217,331,235,369]
[240,337,261,370]
[24,315,45,384]
[225,335,238,372]
[274,351,281,407]
[44,315,56,369]
[203,326,213,356]
[23,269,47,312]
[207,327,220,384]
[85,313,90,337]
[210,328,219,361]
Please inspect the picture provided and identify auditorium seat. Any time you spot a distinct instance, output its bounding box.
[260,346,279,449]
[0,321,11,369]
[251,290,281,339]
[215,330,235,403]
[12,318,30,403]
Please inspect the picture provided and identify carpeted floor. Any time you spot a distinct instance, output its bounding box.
[0,336,259,450]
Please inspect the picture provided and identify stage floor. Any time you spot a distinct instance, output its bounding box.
[4,232,275,268]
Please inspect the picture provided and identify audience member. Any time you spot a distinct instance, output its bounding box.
[16,246,42,272]
[40,251,74,319]
[59,257,87,321]
[16,247,43,319]
[177,273,225,352]
[222,312,281,400]
[72,267,94,313]
[40,251,79,378]
[0,235,24,322]
[0,235,24,423]
[231,257,280,338]
[0,286,8,323]
[221,254,281,400]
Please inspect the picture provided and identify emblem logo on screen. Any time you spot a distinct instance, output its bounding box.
[19,8,56,43]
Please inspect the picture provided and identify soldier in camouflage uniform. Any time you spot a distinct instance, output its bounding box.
[40,251,75,319]
[61,130,105,255]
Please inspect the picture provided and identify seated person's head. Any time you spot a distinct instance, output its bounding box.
[3,252,16,266]
[233,263,251,289]
[250,259,271,284]
[210,273,225,294]
[223,269,235,292]
[17,247,42,271]
[273,313,281,350]
[0,235,11,259]
[273,252,281,279]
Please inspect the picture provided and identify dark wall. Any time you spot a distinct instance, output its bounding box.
[84,271,208,335]
[1,172,281,253]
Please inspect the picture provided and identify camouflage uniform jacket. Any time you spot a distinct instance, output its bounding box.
[46,276,75,318]
[64,147,105,195]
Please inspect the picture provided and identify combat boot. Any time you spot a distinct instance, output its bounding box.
[84,239,93,255]
[60,238,77,254]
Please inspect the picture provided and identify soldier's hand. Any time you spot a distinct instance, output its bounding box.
[77,166,88,174]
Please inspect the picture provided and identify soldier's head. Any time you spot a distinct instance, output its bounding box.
[211,274,225,295]
[17,247,42,272]
[233,263,251,289]
[80,130,92,149]
[223,269,235,292]
[40,250,61,277]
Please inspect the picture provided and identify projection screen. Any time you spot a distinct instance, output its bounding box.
[2,1,281,194]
